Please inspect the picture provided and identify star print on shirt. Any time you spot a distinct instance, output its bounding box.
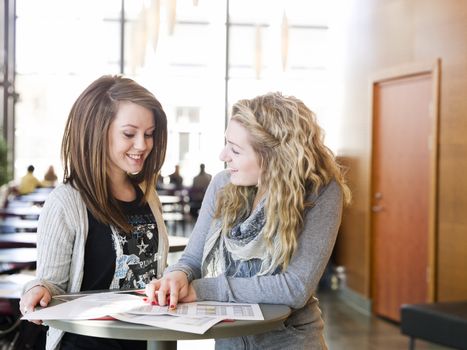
[114,202,159,289]
[118,235,128,245]
[137,240,149,255]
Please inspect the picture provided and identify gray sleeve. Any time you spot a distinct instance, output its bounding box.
[191,180,343,310]
[164,170,230,281]
[22,186,79,296]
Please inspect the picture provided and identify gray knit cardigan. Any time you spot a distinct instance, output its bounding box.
[22,183,169,350]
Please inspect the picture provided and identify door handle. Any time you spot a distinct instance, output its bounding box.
[372,205,384,212]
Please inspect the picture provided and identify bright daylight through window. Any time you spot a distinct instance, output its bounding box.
[13,0,337,184]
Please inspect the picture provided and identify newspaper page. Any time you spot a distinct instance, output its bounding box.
[128,301,264,320]
[22,291,264,335]
[22,293,145,321]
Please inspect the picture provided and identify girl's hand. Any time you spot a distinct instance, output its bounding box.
[19,285,51,325]
[179,283,197,304]
[145,271,196,309]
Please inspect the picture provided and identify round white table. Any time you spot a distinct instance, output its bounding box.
[45,303,291,350]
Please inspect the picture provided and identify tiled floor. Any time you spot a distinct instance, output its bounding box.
[176,290,451,350]
[319,290,450,350]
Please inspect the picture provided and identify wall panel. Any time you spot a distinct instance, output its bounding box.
[335,0,467,301]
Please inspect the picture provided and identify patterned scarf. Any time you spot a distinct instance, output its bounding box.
[202,198,281,278]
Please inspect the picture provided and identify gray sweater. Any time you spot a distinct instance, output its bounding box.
[165,170,343,349]
[22,183,169,350]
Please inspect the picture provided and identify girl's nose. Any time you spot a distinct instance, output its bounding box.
[134,135,147,151]
[219,146,229,162]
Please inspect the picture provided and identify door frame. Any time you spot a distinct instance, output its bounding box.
[369,59,441,303]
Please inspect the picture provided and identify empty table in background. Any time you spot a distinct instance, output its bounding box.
[159,195,185,214]
[0,247,37,274]
[159,195,182,205]
[14,192,50,206]
[168,235,189,253]
[0,272,36,299]
[0,233,37,248]
[0,218,38,233]
[32,187,54,194]
[0,248,37,264]
[0,206,42,220]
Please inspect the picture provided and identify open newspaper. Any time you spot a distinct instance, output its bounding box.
[22,291,264,334]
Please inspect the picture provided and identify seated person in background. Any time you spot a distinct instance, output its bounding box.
[156,173,165,190]
[18,165,41,195]
[168,164,184,190]
[189,163,212,218]
[42,165,58,188]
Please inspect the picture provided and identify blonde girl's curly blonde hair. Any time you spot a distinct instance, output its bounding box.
[214,92,351,271]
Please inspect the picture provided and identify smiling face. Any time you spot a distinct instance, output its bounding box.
[107,101,155,179]
[219,119,261,187]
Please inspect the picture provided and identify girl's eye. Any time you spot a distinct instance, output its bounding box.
[144,132,154,139]
[231,148,240,155]
[123,132,135,138]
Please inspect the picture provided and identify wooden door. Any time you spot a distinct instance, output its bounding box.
[371,67,438,322]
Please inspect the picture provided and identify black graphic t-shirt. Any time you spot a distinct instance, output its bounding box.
[81,187,159,291]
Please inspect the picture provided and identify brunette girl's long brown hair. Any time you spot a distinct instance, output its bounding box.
[61,75,167,233]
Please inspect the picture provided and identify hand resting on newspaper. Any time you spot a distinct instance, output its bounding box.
[19,285,51,325]
[145,271,197,310]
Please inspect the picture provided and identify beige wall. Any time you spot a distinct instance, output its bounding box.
[334,0,467,301]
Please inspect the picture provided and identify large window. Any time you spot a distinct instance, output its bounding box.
[15,0,123,180]
[13,0,335,185]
